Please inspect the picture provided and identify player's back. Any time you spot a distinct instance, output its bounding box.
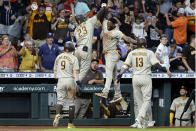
[54,53,79,78]
[128,48,158,75]
[74,16,97,48]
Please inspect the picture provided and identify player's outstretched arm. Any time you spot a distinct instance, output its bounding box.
[116,65,129,83]
[122,35,137,44]
[96,7,109,24]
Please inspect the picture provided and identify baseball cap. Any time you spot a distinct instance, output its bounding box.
[170,39,176,44]
[108,18,117,24]
[178,8,184,14]
[180,85,187,90]
[46,33,53,38]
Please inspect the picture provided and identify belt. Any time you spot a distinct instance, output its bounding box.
[176,118,191,121]
[103,49,120,54]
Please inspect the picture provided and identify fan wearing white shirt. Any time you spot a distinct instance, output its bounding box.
[155,34,170,70]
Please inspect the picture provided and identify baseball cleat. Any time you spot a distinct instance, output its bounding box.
[53,114,61,128]
[136,118,147,129]
[68,123,75,128]
[130,122,139,128]
[95,93,107,99]
[109,96,123,104]
[147,121,155,127]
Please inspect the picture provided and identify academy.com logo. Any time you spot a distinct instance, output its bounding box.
[0,87,5,92]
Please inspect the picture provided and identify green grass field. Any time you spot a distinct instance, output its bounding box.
[33,128,194,131]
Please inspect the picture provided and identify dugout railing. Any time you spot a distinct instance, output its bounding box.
[0,72,195,126]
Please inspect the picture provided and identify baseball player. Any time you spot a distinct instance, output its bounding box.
[117,38,172,129]
[170,86,195,126]
[95,17,137,103]
[53,42,81,128]
[74,6,109,81]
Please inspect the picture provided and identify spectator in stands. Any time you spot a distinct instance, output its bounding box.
[146,16,163,48]
[28,3,52,47]
[91,0,101,12]
[185,0,195,43]
[0,35,18,72]
[8,10,28,42]
[75,59,104,119]
[159,0,172,15]
[72,0,90,18]
[170,86,195,126]
[38,33,60,72]
[168,39,182,59]
[0,0,16,25]
[19,40,38,72]
[11,0,27,17]
[92,50,98,60]
[57,0,72,18]
[169,50,185,72]
[132,16,147,38]
[165,8,188,48]
[182,35,195,72]
[155,34,170,70]
[20,33,32,47]
[64,29,76,47]
[51,9,69,51]
[118,40,128,61]
[12,38,22,70]
[119,6,133,36]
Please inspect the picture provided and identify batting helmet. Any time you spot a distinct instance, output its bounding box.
[136,38,147,48]
[64,41,75,52]
[75,14,86,24]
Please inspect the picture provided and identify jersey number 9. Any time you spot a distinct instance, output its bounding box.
[61,61,66,70]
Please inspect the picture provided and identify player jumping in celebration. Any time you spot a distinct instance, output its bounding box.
[117,38,172,129]
[95,17,137,103]
[53,42,81,128]
[73,5,109,81]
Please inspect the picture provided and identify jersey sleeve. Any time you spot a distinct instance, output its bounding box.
[53,57,58,71]
[155,44,162,56]
[124,52,132,67]
[115,30,124,40]
[88,16,98,27]
[73,57,79,71]
[102,19,108,32]
[150,51,159,65]
[170,99,176,112]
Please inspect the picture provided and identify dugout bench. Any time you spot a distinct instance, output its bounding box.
[0,72,195,126]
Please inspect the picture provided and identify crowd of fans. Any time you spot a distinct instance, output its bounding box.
[0,0,195,73]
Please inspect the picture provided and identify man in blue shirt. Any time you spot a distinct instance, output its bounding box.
[38,33,60,72]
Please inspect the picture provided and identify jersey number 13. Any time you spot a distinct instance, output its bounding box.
[136,57,143,67]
